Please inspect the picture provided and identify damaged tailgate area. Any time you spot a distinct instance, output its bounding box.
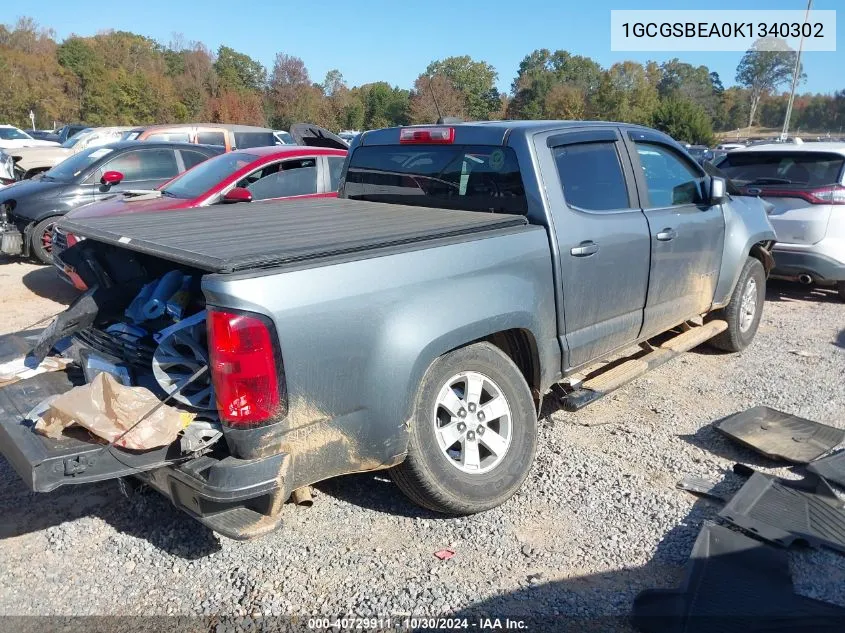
[0,241,290,538]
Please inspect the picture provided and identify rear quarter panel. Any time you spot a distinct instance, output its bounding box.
[201,226,558,485]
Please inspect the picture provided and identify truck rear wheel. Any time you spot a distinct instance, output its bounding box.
[390,342,537,515]
[707,256,766,352]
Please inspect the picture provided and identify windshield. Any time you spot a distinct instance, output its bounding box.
[717,151,845,188]
[62,128,91,148]
[344,144,527,214]
[161,151,256,199]
[42,147,114,182]
[274,131,294,145]
[0,127,32,141]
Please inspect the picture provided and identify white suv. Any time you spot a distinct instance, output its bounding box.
[717,143,845,300]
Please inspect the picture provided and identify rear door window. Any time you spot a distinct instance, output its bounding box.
[345,145,526,214]
[327,156,345,191]
[197,131,227,147]
[145,132,191,143]
[234,132,276,149]
[553,142,629,211]
[96,149,180,182]
[244,158,318,199]
[180,150,211,170]
[717,152,845,188]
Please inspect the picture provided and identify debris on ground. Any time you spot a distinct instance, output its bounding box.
[433,549,456,561]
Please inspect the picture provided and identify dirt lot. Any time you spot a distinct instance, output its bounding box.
[0,259,843,629]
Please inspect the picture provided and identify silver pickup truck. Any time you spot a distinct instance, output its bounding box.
[0,121,776,539]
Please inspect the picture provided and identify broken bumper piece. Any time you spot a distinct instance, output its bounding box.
[0,222,23,256]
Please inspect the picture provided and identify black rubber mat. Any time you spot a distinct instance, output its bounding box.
[809,451,845,489]
[715,406,845,463]
[719,472,845,554]
[632,522,845,633]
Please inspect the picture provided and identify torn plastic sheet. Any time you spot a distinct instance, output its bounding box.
[0,353,71,388]
[34,372,195,450]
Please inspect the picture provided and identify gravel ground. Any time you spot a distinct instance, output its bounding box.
[0,263,843,632]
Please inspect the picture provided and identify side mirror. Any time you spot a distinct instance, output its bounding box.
[100,170,123,186]
[223,187,252,203]
[710,176,727,205]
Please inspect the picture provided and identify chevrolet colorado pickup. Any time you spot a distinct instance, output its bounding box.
[0,121,776,539]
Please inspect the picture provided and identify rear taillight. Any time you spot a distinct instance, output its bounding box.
[746,184,845,205]
[207,309,284,427]
[399,127,455,144]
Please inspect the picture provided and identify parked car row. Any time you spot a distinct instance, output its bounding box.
[0,123,349,265]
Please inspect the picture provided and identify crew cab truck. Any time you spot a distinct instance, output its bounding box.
[0,122,776,539]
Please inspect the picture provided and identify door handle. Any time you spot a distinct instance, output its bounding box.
[656,228,677,241]
[570,241,599,257]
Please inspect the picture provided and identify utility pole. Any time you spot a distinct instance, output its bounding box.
[781,0,812,140]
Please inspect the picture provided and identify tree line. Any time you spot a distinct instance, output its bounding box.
[1,17,843,146]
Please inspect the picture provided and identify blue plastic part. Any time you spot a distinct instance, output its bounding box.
[124,281,157,323]
[141,270,184,321]
[165,277,192,320]
[153,310,207,344]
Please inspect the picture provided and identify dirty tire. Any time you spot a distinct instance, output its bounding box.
[837,281,845,301]
[707,256,766,352]
[30,216,59,265]
[390,342,537,515]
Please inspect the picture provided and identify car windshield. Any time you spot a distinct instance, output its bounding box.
[62,128,92,148]
[344,144,527,215]
[0,127,32,140]
[717,151,845,188]
[161,151,256,199]
[42,147,114,182]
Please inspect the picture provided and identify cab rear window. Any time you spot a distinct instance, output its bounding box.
[344,145,527,215]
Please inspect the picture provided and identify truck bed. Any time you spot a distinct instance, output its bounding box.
[58,198,529,273]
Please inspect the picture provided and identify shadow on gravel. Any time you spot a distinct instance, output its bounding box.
[678,416,787,469]
[447,472,754,633]
[765,280,840,304]
[21,265,79,305]
[315,471,440,519]
[835,329,845,350]
[0,461,221,559]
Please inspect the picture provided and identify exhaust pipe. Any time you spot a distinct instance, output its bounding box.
[798,274,813,285]
[290,486,313,507]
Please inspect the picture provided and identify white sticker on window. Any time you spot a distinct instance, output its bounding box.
[89,148,113,159]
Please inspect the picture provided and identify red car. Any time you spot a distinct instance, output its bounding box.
[54,145,348,289]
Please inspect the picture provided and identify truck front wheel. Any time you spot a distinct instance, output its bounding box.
[707,256,766,352]
[390,342,538,515]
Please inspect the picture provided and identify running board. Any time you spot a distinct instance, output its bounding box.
[560,320,727,411]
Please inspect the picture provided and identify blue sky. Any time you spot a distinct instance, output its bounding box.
[19,0,843,95]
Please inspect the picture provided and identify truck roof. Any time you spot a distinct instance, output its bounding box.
[359,120,658,146]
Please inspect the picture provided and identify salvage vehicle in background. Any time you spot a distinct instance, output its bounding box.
[0,141,223,264]
[4,127,132,182]
[0,121,775,539]
[122,124,279,151]
[53,144,348,289]
[24,130,61,143]
[56,124,88,145]
[717,143,845,300]
[0,125,59,149]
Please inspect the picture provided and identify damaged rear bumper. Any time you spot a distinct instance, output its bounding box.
[0,370,290,541]
[138,452,290,540]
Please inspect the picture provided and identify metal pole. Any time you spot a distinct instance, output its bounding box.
[781,0,812,140]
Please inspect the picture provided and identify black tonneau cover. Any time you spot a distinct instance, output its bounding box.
[59,199,528,273]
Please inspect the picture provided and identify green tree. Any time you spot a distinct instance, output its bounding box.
[508,49,601,119]
[214,45,266,92]
[736,39,802,129]
[425,56,500,120]
[652,97,714,145]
